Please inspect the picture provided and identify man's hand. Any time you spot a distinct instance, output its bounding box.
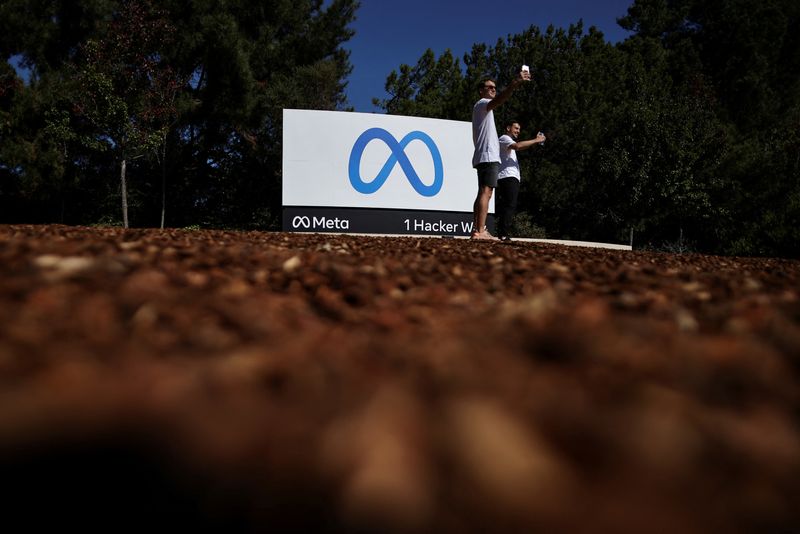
[488,70,531,111]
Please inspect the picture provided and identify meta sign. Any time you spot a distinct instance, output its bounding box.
[282,109,494,236]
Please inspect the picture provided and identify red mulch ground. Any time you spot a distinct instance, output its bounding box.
[1,224,799,533]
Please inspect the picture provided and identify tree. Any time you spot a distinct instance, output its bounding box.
[373,1,798,256]
[619,0,800,255]
[619,0,800,132]
[64,0,183,228]
[376,49,468,120]
[2,0,359,229]
[156,0,359,228]
[0,0,117,77]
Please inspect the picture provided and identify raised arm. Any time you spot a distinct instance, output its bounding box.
[487,70,531,112]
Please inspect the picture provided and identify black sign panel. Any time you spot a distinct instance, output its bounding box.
[283,207,495,237]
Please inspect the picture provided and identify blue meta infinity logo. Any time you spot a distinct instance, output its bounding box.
[348,128,444,197]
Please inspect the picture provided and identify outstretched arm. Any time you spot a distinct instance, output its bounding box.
[487,70,531,112]
[510,132,546,151]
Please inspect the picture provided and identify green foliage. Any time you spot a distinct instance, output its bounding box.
[68,1,181,156]
[1,0,358,229]
[510,212,547,239]
[616,0,799,254]
[377,49,468,120]
[2,0,797,257]
[0,0,118,76]
[375,1,799,257]
[155,0,358,227]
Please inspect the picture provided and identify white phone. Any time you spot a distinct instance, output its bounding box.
[521,64,530,74]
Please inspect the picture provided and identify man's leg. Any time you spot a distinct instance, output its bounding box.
[473,185,494,235]
[473,163,499,239]
[506,178,520,237]
[495,179,511,238]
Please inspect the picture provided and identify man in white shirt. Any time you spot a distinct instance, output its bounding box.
[496,121,546,241]
[470,71,530,240]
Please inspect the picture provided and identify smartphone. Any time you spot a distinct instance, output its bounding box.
[521,64,530,74]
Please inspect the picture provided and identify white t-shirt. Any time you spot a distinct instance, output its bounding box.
[498,134,520,181]
[472,98,500,167]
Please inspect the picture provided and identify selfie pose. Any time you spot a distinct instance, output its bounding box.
[470,67,531,240]
[496,121,546,241]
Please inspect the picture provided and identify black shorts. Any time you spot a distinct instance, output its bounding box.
[475,162,500,188]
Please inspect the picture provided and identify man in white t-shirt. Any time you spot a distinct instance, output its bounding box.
[470,71,530,240]
[496,121,546,241]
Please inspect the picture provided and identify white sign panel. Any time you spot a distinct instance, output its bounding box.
[283,108,493,215]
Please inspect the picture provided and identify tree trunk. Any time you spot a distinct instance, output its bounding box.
[120,158,129,229]
[160,142,166,229]
[160,173,166,229]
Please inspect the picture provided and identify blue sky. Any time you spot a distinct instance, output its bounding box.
[342,0,635,112]
[7,1,635,114]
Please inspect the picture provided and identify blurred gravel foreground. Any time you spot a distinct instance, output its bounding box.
[1,224,799,533]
